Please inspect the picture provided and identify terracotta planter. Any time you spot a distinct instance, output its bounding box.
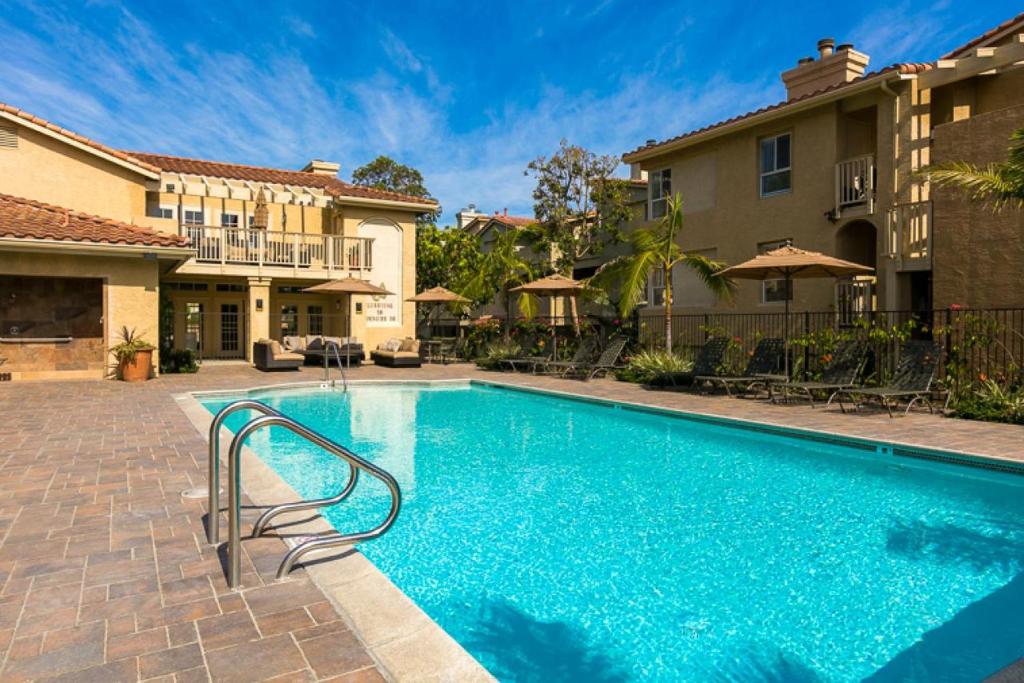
[119,349,153,382]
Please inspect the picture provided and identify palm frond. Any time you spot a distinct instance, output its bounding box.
[517,292,539,319]
[928,162,1024,208]
[673,253,736,301]
[618,249,660,317]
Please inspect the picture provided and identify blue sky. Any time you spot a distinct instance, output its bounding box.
[0,0,1019,224]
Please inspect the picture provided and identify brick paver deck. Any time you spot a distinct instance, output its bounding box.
[1,362,1022,681]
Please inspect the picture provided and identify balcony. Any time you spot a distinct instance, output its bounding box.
[834,155,875,217]
[885,201,932,271]
[178,225,373,277]
[835,276,876,326]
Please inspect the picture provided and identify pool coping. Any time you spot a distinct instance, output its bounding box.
[174,385,496,683]
[176,376,1024,682]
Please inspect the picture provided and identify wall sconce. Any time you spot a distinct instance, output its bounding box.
[256,298,264,312]
[335,299,342,311]
[355,303,363,314]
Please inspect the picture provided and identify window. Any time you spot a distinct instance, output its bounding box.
[649,168,671,219]
[307,305,324,336]
[649,268,666,307]
[759,239,793,303]
[759,133,791,197]
[220,213,240,229]
[280,305,298,336]
[183,209,205,226]
[248,215,272,229]
[147,205,173,219]
[185,302,203,353]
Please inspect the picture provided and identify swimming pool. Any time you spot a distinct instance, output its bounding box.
[202,381,1024,681]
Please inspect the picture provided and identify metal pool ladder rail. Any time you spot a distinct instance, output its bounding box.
[208,400,400,589]
[323,340,348,392]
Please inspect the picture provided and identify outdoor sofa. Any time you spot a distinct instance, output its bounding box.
[283,335,364,367]
[371,337,423,368]
[253,339,303,371]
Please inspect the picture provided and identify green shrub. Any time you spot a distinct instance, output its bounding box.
[617,350,693,385]
[475,341,522,370]
[951,379,1024,424]
[160,349,199,374]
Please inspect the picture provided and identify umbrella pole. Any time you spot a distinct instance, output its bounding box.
[784,275,791,378]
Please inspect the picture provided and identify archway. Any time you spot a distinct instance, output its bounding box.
[834,220,878,322]
[835,219,877,269]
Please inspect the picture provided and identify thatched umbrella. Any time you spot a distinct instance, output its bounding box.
[716,244,873,377]
[510,273,586,356]
[252,187,269,230]
[303,277,393,338]
[406,286,469,339]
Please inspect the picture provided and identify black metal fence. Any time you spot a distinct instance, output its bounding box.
[638,308,1024,383]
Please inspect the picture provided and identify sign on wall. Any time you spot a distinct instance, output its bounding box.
[357,219,403,328]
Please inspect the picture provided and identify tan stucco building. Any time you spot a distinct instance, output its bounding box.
[0,102,434,380]
[621,13,1024,325]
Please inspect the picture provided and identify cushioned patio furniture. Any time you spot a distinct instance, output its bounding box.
[287,335,364,367]
[253,340,303,371]
[371,337,423,368]
[696,337,785,396]
[770,340,869,407]
[834,340,942,417]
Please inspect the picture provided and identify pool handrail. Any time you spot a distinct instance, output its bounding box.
[226,413,401,588]
[207,400,282,545]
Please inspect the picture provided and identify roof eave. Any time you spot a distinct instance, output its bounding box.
[622,71,912,164]
[0,236,194,259]
[329,193,438,212]
[0,112,160,180]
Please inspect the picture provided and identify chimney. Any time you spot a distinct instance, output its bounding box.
[455,204,487,230]
[301,159,341,176]
[629,163,647,181]
[503,208,508,217]
[781,38,869,100]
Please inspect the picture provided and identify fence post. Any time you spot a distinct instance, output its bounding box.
[703,314,710,342]
[802,311,810,380]
[943,308,952,381]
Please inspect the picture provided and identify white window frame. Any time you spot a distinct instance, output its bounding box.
[182,209,205,226]
[220,212,241,229]
[649,168,671,219]
[759,239,793,303]
[648,268,666,307]
[147,205,175,220]
[759,133,792,198]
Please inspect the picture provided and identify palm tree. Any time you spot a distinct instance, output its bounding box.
[460,227,538,339]
[592,193,734,352]
[925,127,1024,210]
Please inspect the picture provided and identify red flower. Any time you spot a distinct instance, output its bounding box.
[950,304,963,311]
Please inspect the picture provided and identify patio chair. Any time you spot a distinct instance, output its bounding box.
[834,339,943,417]
[534,337,598,375]
[696,337,785,396]
[657,337,730,388]
[502,334,554,372]
[563,337,628,381]
[770,340,869,408]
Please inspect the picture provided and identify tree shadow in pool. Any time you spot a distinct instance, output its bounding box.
[464,601,629,682]
[711,650,822,682]
[886,518,1024,572]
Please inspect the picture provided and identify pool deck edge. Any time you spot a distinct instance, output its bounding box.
[174,390,496,683]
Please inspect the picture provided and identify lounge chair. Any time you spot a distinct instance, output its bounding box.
[657,337,730,388]
[770,340,869,407]
[497,333,545,371]
[534,337,598,375]
[563,337,628,381]
[834,340,942,417]
[696,337,785,396]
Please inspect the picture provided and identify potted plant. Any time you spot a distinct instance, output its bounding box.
[110,326,155,382]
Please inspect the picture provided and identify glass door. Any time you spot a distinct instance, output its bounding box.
[219,303,242,357]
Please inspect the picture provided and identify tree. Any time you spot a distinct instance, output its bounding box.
[592,193,734,352]
[351,155,440,224]
[926,128,1024,210]
[526,140,633,274]
[459,228,538,338]
[416,224,484,292]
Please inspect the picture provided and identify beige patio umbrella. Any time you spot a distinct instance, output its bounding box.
[715,244,873,377]
[406,286,469,338]
[303,277,393,338]
[252,187,269,229]
[510,273,586,356]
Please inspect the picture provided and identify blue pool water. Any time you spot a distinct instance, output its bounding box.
[203,382,1024,682]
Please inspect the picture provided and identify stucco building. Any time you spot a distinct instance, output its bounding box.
[622,12,1024,324]
[0,101,434,380]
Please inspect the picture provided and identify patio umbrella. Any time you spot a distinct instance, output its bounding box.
[406,286,469,338]
[510,273,586,356]
[252,187,269,230]
[303,277,393,338]
[715,244,873,377]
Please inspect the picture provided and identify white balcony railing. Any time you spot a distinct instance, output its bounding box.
[836,276,876,326]
[885,201,932,271]
[834,155,875,216]
[180,225,373,272]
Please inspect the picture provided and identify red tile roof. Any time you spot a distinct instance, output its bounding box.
[127,152,437,206]
[624,63,931,160]
[0,102,160,175]
[0,193,191,249]
[942,12,1024,58]
[490,214,534,227]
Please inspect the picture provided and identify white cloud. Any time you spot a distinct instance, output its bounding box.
[0,2,775,224]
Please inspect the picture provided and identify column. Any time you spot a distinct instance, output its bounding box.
[246,277,271,363]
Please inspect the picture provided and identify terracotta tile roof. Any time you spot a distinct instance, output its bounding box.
[0,193,190,249]
[942,12,1024,58]
[624,63,931,159]
[0,101,160,174]
[490,214,534,227]
[127,152,437,206]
